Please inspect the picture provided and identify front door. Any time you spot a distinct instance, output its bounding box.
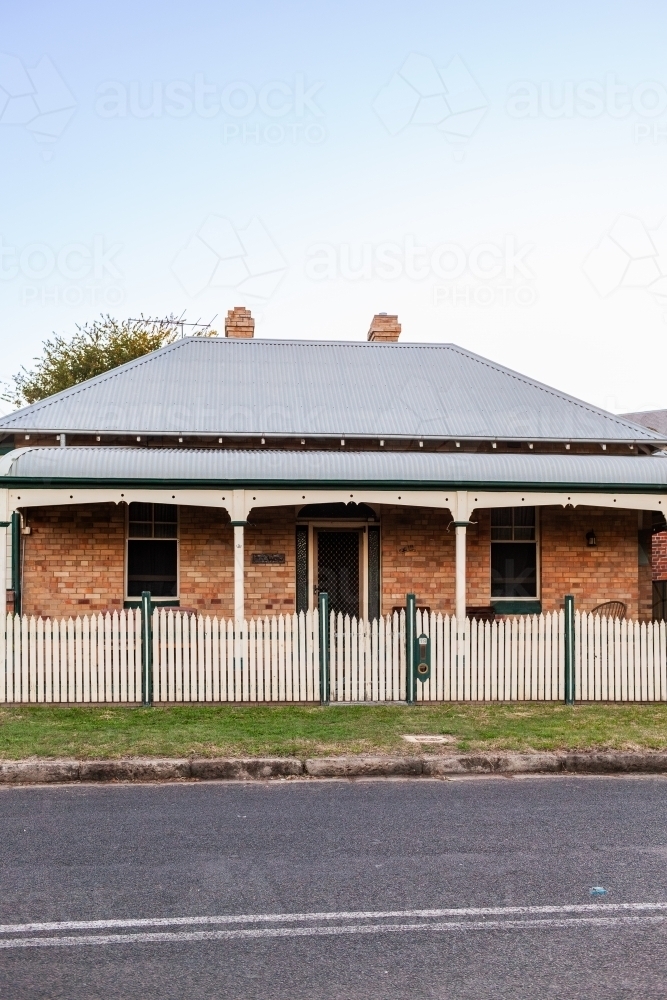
[316,530,360,618]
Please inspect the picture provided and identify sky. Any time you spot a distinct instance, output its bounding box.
[1,0,666,416]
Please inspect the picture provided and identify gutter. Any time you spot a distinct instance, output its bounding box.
[1,430,665,446]
[2,476,667,494]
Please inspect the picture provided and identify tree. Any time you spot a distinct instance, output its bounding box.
[4,314,217,408]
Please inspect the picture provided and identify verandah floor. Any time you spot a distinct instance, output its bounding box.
[3,702,667,760]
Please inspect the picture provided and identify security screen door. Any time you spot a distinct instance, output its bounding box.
[316,530,360,619]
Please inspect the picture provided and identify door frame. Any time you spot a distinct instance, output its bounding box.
[305,520,369,620]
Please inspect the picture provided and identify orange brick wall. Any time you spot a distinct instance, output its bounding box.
[639,522,653,620]
[245,506,296,616]
[653,532,667,581]
[639,560,653,619]
[379,505,454,613]
[20,503,298,619]
[21,503,125,617]
[17,501,647,621]
[178,505,233,613]
[142,504,295,616]
[467,509,492,606]
[381,504,645,617]
[378,505,489,614]
[539,506,642,617]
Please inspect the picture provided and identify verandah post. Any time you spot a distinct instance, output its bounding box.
[318,591,329,705]
[230,506,247,671]
[141,590,153,707]
[11,512,21,617]
[564,594,575,705]
[406,593,416,704]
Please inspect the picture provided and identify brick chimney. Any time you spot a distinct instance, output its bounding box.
[225,306,254,338]
[367,312,400,342]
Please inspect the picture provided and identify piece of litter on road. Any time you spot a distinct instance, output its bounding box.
[590,887,608,896]
[402,734,456,744]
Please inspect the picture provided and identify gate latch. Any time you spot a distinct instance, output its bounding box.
[415,633,431,682]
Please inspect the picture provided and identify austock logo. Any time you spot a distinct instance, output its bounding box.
[172,216,287,300]
[305,234,537,307]
[0,234,123,307]
[583,215,667,307]
[95,73,326,145]
[0,53,76,156]
[373,53,488,158]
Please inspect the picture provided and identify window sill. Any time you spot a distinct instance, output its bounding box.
[124,599,180,609]
[491,600,542,616]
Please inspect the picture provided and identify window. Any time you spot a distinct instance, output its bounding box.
[491,507,537,598]
[654,581,667,622]
[126,503,178,598]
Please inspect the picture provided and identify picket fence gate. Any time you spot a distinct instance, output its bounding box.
[0,607,666,705]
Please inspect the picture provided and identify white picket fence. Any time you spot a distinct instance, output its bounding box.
[0,610,143,705]
[0,607,666,705]
[414,609,564,703]
[151,609,320,703]
[330,610,561,703]
[329,612,405,702]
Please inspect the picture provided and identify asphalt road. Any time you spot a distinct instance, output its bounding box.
[2,774,667,999]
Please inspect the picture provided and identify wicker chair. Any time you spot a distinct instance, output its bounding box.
[591,601,626,620]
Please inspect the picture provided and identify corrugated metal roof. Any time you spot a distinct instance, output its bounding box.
[0,338,662,443]
[622,410,667,436]
[3,447,667,489]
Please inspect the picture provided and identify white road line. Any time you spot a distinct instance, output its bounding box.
[1,914,666,950]
[1,901,667,936]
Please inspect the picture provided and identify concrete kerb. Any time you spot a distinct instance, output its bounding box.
[3,751,667,784]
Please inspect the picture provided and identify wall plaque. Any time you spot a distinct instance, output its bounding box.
[251,553,286,564]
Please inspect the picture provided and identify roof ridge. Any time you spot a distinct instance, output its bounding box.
[4,338,190,419]
[442,343,655,435]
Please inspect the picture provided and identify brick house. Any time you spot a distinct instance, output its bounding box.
[0,307,665,624]
[622,408,667,620]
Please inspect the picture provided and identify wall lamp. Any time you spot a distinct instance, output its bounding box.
[586,530,597,547]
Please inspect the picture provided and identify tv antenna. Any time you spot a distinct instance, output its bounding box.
[126,314,218,338]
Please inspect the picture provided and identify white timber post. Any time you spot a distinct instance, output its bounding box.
[455,524,466,624]
[453,490,469,624]
[452,491,470,685]
[233,526,244,625]
[231,489,248,666]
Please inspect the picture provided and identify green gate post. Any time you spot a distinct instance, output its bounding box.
[141,590,153,707]
[11,512,21,616]
[564,594,575,705]
[406,593,416,704]
[318,592,330,706]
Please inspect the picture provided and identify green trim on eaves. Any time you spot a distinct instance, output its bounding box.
[2,476,667,494]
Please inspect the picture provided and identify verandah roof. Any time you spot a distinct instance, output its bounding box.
[2,447,667,492]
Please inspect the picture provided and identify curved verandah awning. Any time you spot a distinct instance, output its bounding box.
[2,446,667,492]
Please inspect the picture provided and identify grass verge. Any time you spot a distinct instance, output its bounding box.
[1,703,667,760]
